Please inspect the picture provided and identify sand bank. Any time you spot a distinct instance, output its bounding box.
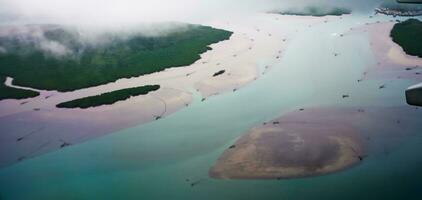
[210,105,422,180]
[369,22,422,68]
[210,122,363,179]
[348,22,422,81]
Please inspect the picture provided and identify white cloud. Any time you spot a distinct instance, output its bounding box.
[0,0,382,57]
[39,40,72,57]
[0,0,381,28]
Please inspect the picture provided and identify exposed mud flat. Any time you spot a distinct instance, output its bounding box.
[210,104,422,180]
[210,121,364,179]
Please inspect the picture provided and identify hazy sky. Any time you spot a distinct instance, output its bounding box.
[0,0,382,27]
[0,0,385,57]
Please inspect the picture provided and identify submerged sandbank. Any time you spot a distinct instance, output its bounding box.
[210,105,422,180]
[210,119,364,179]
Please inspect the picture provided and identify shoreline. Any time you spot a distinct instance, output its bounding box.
[364,22,421,69]
[347,21,422,81]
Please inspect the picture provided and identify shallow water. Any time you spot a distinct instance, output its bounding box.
[0,14,422,200]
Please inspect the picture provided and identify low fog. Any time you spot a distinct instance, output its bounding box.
[0,0,386,57]
[0,0,384,27]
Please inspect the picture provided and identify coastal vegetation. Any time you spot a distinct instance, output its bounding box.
[56,85,160,109]
[0,76,39,100]
[0,24,232,94]
[391,19,422,57]
[271,6,351,17]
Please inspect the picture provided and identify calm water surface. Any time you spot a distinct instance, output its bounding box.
[0,14,421,200]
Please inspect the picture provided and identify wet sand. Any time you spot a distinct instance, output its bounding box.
[210,105,421,180]
[210,122,364,179]
[349,21,422,81]
[369,22,422,68]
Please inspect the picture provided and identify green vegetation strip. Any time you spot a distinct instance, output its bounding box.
[391,19,422,58]
[0,24,232,92]
[0,76,39,100]
[272,6,351,17]
[56,85,160,109]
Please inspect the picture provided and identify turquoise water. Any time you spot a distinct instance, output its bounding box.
[1,14,422,200]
